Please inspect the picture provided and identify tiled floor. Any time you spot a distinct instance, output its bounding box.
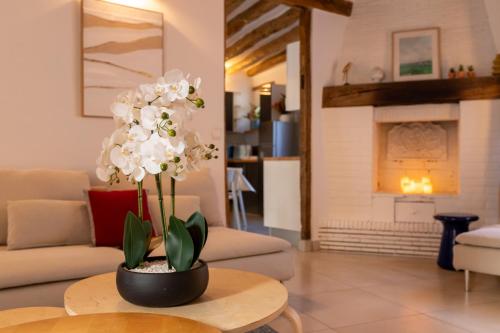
[266,250,500,333]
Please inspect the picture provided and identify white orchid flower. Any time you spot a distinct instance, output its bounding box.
[96,165,115,182]
[140,133,176,174]
[193,77,201,91]
[97,69,216,186]
[130,166,146,182]
[110,126,128,146]
[111,102,133,124]
[96,138,116,182]
[127,124,149,142]
[139,84,157,103]
[161,69,190,102]
[140,105,160,130]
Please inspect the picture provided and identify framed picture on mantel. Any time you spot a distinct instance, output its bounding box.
[392,27,441,82]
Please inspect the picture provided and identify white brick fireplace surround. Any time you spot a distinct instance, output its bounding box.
[318,100,500,256]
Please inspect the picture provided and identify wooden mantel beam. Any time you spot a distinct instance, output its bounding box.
[228,26,299,73]
[226,8,300,61]
[225,0,246,17]
[275,0,352,16]
[227,1,280,37]
[246,51,287,76]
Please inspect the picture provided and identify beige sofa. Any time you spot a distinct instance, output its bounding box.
[453,225,500,291]
[0,169,294,310]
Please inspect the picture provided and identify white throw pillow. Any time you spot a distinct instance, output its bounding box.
[7,200,92,250]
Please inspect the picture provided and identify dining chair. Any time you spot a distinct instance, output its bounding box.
[227,167,256,231]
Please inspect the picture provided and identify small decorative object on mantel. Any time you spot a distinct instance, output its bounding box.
[493,54,500,76]
[342,62,352,85]
[371,66,385,82]
[457,64,466,78]
[448,67,456,79]
[96,69,218,307]
[392,27,441,81]
[467,65,476,78]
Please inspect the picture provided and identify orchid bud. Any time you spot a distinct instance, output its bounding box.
[208,144,215,149]
[174,157,181,163]
[189,85,195,94]
[160,163,168,171]
[161,112,169,120]
[194,98,205,108]
[167,129,176,137]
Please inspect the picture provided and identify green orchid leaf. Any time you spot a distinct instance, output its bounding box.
[141,219,153,260]
[185,211,208,265]
[167,215,194,272]
[123,212,150,269]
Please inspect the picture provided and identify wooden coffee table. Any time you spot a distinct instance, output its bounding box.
[64,268,302,333]
[0,307,67,329]
[0,313,221,332]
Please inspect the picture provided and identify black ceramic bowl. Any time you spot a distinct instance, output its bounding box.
[116,256,209,307]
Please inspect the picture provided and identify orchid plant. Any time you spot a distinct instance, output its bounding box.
[96,69,218,272]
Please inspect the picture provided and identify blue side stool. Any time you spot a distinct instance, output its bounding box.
[434,213,479,270]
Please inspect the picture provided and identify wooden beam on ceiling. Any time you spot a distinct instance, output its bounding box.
[226,8,299,60]
[228,26,299,73]
[276,0,352,16]
[246,51,287,76]
[227,1,280,37]
[225,0,246,17]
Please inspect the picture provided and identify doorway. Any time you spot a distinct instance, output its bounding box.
[223,0,311,245]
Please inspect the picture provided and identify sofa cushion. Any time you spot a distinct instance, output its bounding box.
[87,189,152,247]
[0,169,90,245]
[147,195,201,235]
[456,225,500,249]
[0,245,123,289]
[7,200,91,250]
[151,227,292,262]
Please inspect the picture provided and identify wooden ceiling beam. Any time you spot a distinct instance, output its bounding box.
[226,8,299,61]
[275,0,352,16]
[225,0,246,17]
[227,1,280,37]
[246,51,287,76]
[228,27,299,73]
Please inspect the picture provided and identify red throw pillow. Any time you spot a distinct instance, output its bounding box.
[87,189,153,248]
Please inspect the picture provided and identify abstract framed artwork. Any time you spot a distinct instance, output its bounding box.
[392,27,440,82]
[81,0,163,117]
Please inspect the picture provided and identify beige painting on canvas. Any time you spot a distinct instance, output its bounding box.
[82,0,163,117]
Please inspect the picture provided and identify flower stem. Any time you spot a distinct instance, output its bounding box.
[154,174,169,267]
[171,177,176,217]
[137,181,143,221]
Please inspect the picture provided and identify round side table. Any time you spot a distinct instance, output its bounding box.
[434,213,479,270]
[64,268,303,333]
[0,312,221,333]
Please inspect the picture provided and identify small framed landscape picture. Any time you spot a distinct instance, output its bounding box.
[392,27,440,81]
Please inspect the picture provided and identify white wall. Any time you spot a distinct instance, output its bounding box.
[484,0,500,52]
[335,0,496,84]
[311,9,348,240]
[0,0,226,225]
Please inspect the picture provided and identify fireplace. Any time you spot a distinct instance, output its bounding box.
[317,102,500,256]
[374,120,459,195]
